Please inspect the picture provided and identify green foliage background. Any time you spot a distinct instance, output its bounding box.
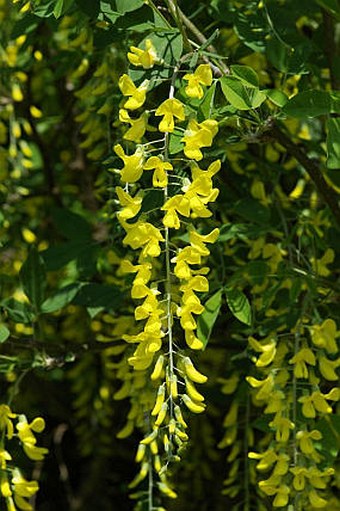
[0,0,340,510]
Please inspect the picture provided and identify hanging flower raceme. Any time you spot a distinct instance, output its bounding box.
[0,405,48,511]
[113,55,221,509]
[247,318,340,509]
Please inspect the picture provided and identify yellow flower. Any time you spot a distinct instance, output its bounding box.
[289,345,316,378]
[115,186,143,220]
[12,83,23,102]
[128,333,162,370]
[134,294,162,321]
[123,221,164,258]
[310,319,339,354]
[307,466,334,490]
[249,448,278,471]
[16,416,48,461]
[219,374,240,395]
[119,109,148,142]
[318,355,340,381]
[290,466,309,491]
[127,39,158,69]
[162,194,190,229]
[272,453,290,476]
[264,390,285,414]
[180,275,209,294]
[182,119,218,160]
[114,143,144,183]
[12,471,39,508]
[311,248,334,277]
[0,449,12,469]
[223,401,238,427]
[143,156,173,187]
[118,74,149,110]
[308,488,327,508]
[258,476,290,507]
[248,336,277,367]
[183,64,213,99]
[0,404,17,439]
[178,290,205,331]
[246,373,275,401]
[269,414,295,443]
[172,247,202,279]
[299,391,333,418]
[184,330,204,350]
[155,98,185,132]
[296,429,322,455]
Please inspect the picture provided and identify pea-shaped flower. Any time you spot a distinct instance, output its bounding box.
[127,39,158,69]
[183,64,213,99]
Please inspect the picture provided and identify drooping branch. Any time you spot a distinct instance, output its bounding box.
[270,122,340,226]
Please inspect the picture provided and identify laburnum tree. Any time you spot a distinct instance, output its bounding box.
[0,0,340,510]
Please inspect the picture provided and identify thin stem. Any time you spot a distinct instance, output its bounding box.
[148,457,154,511]
[163,0,192,51]
[292,332,299,467]
[270,122,340,226]
[164,2,229,75]
[163,65,177,437]
[244,392,250,511]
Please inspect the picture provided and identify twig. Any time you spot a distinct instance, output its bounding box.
[322,10,340,91]
[270,122,340,226]
[164,0,229,75]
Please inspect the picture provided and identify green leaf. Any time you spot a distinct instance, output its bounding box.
[218,223,265,242]
[168,129,184,155]
[75,0,100,17]
[73,283,124,309]
[42,241,91,271]
[234,198,270,225]
[230,65,259,87]
[331,92,340,113]
[41,284,83,314]
[282,90,331,118]
[32,0,55,17]
[265,36,311,75]
[263,89,288,107]
[11,15,39,38]
[198,28,219,53]
[53,0,75,18]
[225,288,252,325]
[87,307,104,318]
[140,190,164,213]
[197,289,222,349]
[327,117,340,169]
[100,1,120,23]
[115,0,143,13]
[20,248,46,310]
[235,10,268,52]
[52,208,92,241]
[220,76,266,110]
[129,32,183,85]
[316,0,340,17]
[1,299,35,324]
[0,325,10,344]
[245,261,269,285]
[199,82,216,120]
[114,5,153,32]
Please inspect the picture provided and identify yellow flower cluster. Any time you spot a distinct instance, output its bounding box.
[112,45,220,504]
[0,405,48,511]
[246,318,340,508]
